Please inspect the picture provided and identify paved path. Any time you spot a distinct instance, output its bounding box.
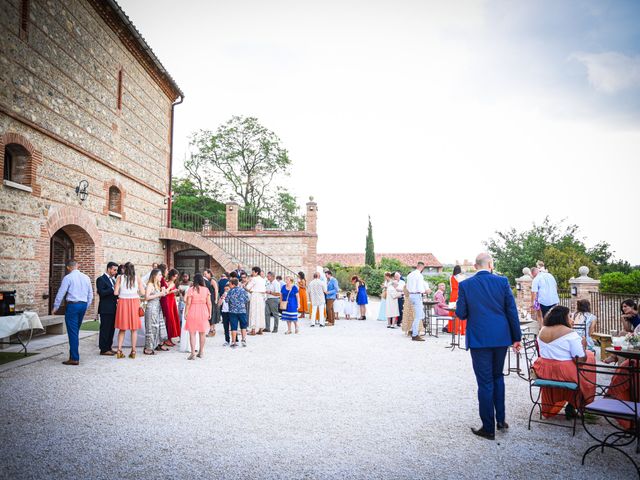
[0,305,633,479]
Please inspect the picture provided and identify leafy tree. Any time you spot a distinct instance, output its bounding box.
[365,216,376,268]
[188,116,291,210]
[485,217,617,286]
[170,178,225,230]
[378,257,410,274]
[542,245,597,290]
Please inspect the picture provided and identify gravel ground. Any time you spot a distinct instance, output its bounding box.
[0,302,635,479]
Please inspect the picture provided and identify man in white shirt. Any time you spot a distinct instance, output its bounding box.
[394,271,406,327]
[265,271,281,333]
[406,262,431,341]
[530,261,560,318]
[308,272,328,327]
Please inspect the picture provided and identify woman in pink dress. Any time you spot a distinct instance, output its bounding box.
[183,273,212,360]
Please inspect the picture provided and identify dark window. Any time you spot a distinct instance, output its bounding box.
[20,0,29,40]
[3,143,31,184]
[108,186,122,214]
[117,69,123,110]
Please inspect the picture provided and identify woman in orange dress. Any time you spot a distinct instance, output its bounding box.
[297,271,308,318]
[183,273,211,360]
[532,306,595,418]
[114,262,146,359]
[448,265,466,335]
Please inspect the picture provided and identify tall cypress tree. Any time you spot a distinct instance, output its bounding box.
[365,216,376,268]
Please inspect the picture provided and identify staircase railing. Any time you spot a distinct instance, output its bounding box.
[160,209,297,278]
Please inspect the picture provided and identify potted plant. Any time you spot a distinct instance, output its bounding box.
[624,332,640,350]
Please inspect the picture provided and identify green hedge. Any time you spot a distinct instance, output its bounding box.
[600,271,640,294]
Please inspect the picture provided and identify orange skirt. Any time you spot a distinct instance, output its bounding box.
[533,352,596,417]
[298,287,308,314]
[607,359,640,430]
[115,298,142,331]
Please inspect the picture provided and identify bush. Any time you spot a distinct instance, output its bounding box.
[600,271,640,294]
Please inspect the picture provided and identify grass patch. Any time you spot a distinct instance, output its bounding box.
[80,321,100,331]
[0,351,38,365]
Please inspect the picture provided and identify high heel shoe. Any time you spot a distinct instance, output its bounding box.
[187,353,195,360]
[129,350,136,359]
[197,351,203,358]
[116,350,125,359]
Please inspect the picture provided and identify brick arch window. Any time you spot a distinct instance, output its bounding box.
[108,186,122,214]
[104,180,126,219]
[3,143,31,185]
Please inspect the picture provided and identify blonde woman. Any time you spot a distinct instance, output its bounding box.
[114,262,146,359]
[143,269,168,355]
[281,275,300,334]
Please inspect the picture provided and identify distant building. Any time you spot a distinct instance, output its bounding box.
[455,259,476,273]
[317,253,443,273]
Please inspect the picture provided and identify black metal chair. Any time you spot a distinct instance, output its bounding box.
[522,332,579,436]
[576,358,640,476]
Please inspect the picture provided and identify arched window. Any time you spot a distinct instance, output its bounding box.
[3,143,31,186]
[108,186,122,214]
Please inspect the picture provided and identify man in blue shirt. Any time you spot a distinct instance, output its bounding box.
[53,259,94,365]
[325,270,339,326]
[225,278,249,348]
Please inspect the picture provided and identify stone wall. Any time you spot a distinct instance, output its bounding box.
[0,0,178,316]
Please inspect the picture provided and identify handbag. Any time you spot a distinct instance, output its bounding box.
[280,288,292,310]
[138,305,145,317]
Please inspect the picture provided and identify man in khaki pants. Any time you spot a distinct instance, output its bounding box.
[325,270,339,326]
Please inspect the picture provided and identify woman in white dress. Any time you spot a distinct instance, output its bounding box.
[378,272,391,321]
[333,293,345,320]
[385,280,402,328]
[247,266,267,335]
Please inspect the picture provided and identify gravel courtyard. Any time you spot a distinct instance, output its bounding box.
[0,305,635,479]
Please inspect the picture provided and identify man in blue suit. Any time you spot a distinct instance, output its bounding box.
[456,253,521,440]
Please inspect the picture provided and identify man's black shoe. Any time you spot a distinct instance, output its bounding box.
[497,422,509,430]
[471,427,495,440]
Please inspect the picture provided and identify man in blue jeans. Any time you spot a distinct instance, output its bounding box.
[53,259,94,365]
[225,277,249,348]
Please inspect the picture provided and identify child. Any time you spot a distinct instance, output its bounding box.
[345,291,358,320]
[333,293,345,320]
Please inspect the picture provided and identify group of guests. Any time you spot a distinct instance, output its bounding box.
[53,258,372,363]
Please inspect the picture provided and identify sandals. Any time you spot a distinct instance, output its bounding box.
[155,345,170,351]
[197,351,203,358]
[187,353,196,360]
[284,331,292,335]
[143,348,155,355]
[116,350,125,359]
[128,350,136,359]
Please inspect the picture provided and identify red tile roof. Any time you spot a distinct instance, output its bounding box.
[317,253,442,268]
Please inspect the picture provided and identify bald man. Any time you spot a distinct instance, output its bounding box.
[456,253,521,440]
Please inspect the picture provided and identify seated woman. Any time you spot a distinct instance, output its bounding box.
[571,299,597,352]
[533,306,596,419]
[603,299,639,364]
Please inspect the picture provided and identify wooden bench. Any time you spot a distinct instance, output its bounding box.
[592,332,612,361]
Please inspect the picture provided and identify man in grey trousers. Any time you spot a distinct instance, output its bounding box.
[265,271,281,333]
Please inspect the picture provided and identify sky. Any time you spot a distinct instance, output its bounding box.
[119,0,640,264]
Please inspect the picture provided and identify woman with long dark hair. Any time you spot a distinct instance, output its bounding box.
[621,299,640,332]
[114,262,145,359]
[143,269,168,355]
[571,299,596,351]
[183,273,212,360]
[159,265,180,345]
[297,271,308,318]
[351,275,368,320]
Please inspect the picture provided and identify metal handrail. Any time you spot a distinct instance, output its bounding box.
[160,209,297,278]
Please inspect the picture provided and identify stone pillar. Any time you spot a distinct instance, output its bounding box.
[305,197,317,234]
[225,201,239,232]
[569,266,600,313]
[305,198,318,278]
[516,267,533,313]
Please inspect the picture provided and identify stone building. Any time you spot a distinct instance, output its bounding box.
[0,0,317,324]
[0,0,182,317]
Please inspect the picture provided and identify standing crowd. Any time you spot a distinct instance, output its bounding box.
[53,260,370,364]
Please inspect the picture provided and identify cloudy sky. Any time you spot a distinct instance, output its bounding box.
[120,0,640,264]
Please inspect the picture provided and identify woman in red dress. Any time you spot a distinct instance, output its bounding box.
[159,265,180,345]
[448,265,466,335]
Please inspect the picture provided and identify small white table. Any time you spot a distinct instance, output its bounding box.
[0,312,44,355]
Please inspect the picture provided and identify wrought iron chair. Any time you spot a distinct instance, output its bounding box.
[522,332,579,436]
[576,359,640,476]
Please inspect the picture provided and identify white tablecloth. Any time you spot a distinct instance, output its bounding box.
[0,312,44,338]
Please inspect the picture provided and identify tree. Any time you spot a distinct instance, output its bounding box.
[485,217,618,287]
[188,116,291,211]
[170,178,225,230]
[365,216,376,268]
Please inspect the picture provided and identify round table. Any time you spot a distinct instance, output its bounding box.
[605,347,640,360]
[445,307,461,350]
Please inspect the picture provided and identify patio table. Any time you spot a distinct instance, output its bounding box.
[0,312,44,355]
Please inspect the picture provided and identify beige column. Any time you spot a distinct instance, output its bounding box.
[569,266,600,313]
[225,201,239,232]
[516,268,533,312]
